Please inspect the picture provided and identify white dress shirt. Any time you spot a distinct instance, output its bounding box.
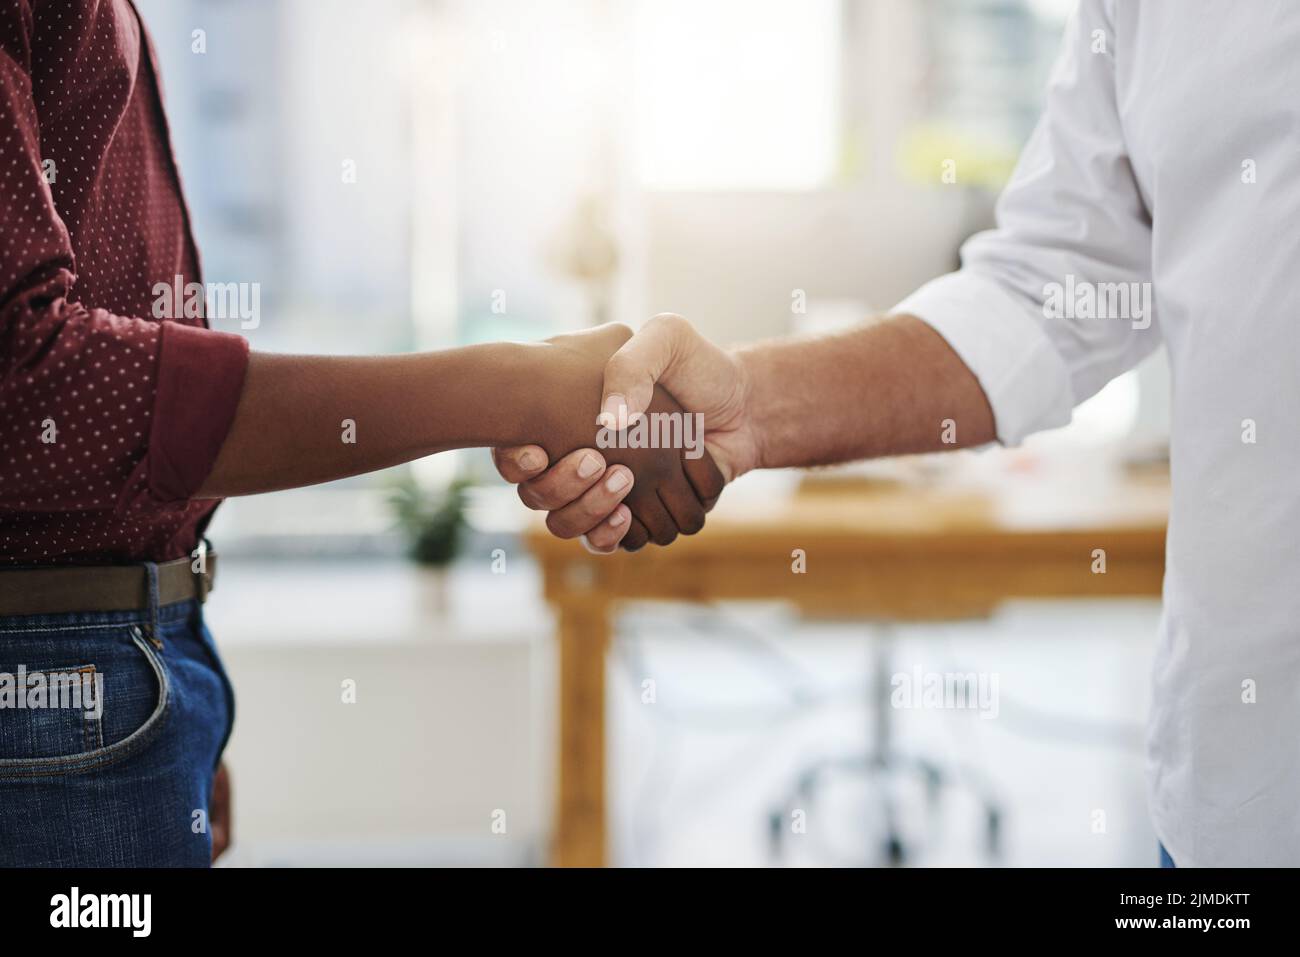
[895,0,1300,865]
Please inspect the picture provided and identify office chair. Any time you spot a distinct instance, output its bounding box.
[766,623,1004,866]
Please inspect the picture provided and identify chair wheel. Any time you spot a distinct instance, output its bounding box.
[885,835,905,866]
[767,811,785,858]
[985,807,1002,858]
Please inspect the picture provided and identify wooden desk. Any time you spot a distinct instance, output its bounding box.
[525,474,1169,868]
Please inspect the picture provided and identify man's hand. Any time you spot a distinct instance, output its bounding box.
[597,314,759,483]
[492,444,638,553]
[497,315,755,551]
[520,322,727,551]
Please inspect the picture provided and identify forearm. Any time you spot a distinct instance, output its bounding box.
[738,314,995,470]
[197,342,546,498]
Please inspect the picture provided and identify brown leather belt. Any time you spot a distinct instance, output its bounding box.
[0,550,218,617]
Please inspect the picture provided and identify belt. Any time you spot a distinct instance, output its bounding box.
[0,547,218,617]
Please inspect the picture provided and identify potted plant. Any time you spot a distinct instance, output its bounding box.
[386,475,472,616]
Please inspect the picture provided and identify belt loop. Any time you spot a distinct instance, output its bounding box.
[143,561,163,648]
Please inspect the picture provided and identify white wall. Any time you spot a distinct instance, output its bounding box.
[206,561,555,867]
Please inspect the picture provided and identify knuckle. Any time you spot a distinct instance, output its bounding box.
[680,512,705,536]
[532,475,579,511]
[691,455,727,501]
[705,468,727,500]
[517,483,541,511]
[579,499,616,528]
[545,511,581,540]
[622,526,648,552]
[650,312,692,341]
[649,312,685,331]
[650,524,678,548]
[492,450,520,482]
[586,524,621,551]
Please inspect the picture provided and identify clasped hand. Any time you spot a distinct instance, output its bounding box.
[497,316,757,552]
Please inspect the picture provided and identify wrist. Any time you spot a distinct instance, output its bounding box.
[499,341,558,448]
[732,346,772,474]
[419,340,548,450]
[505,338,605,456]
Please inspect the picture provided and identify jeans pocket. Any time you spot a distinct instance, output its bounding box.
[0,662,104,757]
[0,623,170,778]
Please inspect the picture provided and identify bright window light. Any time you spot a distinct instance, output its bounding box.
[632,0,842,190]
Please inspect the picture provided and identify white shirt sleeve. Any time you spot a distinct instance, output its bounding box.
[893,0,1160,446]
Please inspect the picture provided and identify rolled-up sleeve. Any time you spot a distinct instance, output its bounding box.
[893,0,1159,446]
[0,16,248,513]
[144,321,250,504]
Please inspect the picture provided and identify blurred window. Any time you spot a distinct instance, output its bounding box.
[135,0,439,552]
[631,0,843,190]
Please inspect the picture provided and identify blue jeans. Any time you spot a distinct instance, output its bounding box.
[1159,843,1176,868]
[0,588,234,866]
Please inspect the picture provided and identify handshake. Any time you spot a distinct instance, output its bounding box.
[200,309,968,536]
[497,316,760,553]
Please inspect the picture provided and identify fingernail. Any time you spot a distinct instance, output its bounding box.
[606,469,630,493]
[599,394,628,431]
[608,508,627,527]
[518,450,540,471]
[578,453,602,479]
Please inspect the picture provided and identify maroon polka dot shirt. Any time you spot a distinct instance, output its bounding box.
[1,0,249,566]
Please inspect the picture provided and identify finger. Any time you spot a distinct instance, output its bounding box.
[544,466,634,539]
[657,472,707,536]
[492,445,548,484]
[581,504,632,553]
[517,449,607,511]
[598,313,695,429]
[627,488,678,548]
[683,448,728,512]
[621,514,651,552]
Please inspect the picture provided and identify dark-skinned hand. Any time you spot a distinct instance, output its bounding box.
[522,323,725,550]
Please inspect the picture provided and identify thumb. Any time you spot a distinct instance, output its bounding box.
[597,313,691,429]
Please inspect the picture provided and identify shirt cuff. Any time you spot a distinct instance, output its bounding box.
[892,272,1076,446]
[146,321,250,503]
